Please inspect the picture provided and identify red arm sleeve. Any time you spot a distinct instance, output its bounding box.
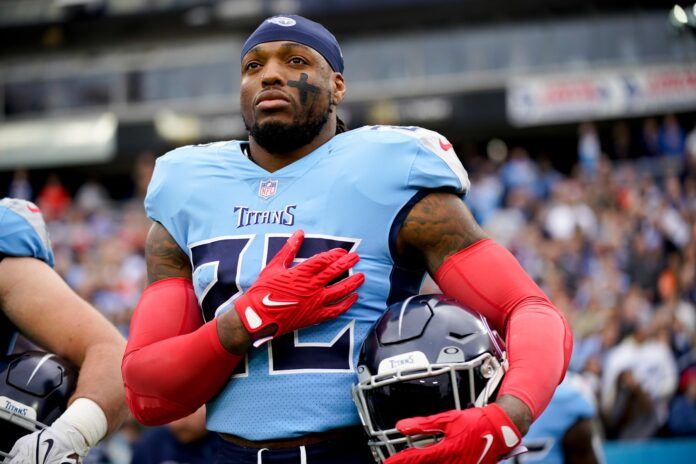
[434,238,573,419]
[121,278,242,425]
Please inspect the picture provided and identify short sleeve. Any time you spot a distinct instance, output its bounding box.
[144,149,196,253]
[405,127,469,196]
[0,198,55,267]
[353,125,469,196]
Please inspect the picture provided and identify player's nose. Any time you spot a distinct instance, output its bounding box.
[261,59,286,87]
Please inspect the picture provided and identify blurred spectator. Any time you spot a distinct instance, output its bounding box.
[656,199,691,250]
[130,406,217,464]
[617,286,652,339]
[133,152,156,199]
[604,370,659,440]
[656,254,696,336]
[85,418,143,464]
[640,118,660,157]
[8,169,32,200]
[467,159,504,225]
[543,180,597,241]
[681,234,696,307]
[570,317,620,375]
[499,146,541,198]
[611,121,633,160]
[686,123,696,173]
[659,115,686,158]
[75,177,111,213]
[482,187,530,247]
[536,154,563,200]
[578,122,601,177]
[668,367,696,436]
[37,173,71,220]
[601,322,678,435]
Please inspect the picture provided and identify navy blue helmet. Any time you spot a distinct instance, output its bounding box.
[0,351,78,458]
[353,294,507,462]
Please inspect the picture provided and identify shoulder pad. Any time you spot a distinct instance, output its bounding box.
[0,198,52,258]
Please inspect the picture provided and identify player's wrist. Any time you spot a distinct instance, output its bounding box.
[232,292,265,334]
[492,394,531,436]
[217,305,254,354]
[57,397,107,450]
[231,291,284,346]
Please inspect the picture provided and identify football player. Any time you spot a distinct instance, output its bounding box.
[0,198,128,463]
[122,15,572,464]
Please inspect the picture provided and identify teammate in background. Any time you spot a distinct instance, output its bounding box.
[0,198,128,464]
[122,14,572,464]
[510,374,603,464]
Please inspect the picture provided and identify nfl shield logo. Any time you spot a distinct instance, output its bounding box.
[258,179,278,199]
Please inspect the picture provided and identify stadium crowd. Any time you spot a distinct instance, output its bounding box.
[4,114,696,462]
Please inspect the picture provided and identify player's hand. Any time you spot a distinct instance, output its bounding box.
[234,229,364,342]
[4,419,89,464]
[385,404,524,464]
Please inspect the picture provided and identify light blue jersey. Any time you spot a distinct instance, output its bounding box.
[145,125,469,440]
[0,198,54,355]
[512,378,596,463]
[0,198,54,268]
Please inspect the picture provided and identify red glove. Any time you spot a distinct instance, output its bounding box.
[385,404,524,464]
[234,229,364,342]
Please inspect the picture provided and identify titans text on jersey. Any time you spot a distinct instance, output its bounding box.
[234,204,297,228]
[145,125,469,440]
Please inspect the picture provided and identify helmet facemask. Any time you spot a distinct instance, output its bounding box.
[353,352,506,462]
[352,295,507,463]
[0,407,48,459]
[0,351,77,458]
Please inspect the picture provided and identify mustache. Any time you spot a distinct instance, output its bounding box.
[254,89,292,106]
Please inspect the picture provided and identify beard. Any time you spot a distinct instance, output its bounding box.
[246,110,330,155]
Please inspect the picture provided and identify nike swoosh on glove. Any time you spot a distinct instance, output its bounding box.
[234,229,364,343]
[4,419,89,464]
[385,404,523,464]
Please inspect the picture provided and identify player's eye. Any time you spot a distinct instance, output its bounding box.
[244,62,261,71]
[288,57,308,65]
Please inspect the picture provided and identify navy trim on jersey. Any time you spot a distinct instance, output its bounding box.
[0,251,17,354]
[386,190,430,306]
[215,430,373,463]
[386,188,461,305]
[388,189,429,263]
[386,263,426,306]
[0,312,18,356]
[0,253,13,355]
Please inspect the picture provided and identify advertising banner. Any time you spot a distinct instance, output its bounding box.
[507,65,696,126]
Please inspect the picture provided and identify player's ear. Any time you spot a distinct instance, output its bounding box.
[331,72,346,106]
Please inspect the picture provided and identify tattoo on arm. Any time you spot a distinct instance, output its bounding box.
[397,192,487,275]
[145,222,192,284]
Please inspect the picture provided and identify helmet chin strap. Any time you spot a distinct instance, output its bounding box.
[474,355,506,408]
